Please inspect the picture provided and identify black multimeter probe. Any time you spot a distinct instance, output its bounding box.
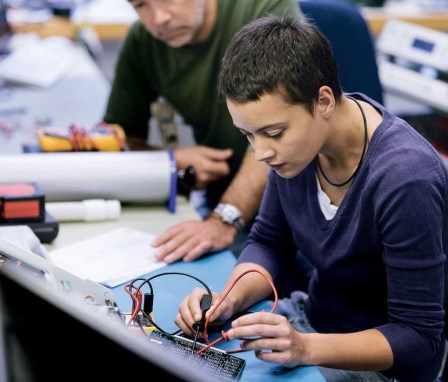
[191,293,212,352]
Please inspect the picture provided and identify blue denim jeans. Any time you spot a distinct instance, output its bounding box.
[272,291,398,382]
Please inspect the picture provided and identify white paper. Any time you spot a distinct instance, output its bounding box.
[47,227,166,287]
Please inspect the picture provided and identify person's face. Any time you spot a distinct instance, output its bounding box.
[129,0,209,48]
[227,93,325,179]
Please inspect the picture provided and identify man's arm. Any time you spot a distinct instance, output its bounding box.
[209,150,266,224]
[152,150,268,263]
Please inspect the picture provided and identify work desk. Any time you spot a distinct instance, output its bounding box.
[362,7,448,35]
[41,198,326,381]
[110,247,326,382]
[11,16,131,41]
[10,6,448,40]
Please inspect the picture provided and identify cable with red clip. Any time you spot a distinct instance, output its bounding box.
[124,282,143,325]
[195,269,278,356]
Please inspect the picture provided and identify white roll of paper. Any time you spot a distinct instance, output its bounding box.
[0,151,173,203]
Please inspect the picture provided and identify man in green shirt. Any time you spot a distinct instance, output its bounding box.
[104,0,301,263]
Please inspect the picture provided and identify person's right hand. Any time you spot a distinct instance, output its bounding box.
[174,146,233,189]
[175,287,236,337]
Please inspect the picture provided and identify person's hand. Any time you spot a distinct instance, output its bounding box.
[175,287,235,337]
[226,312,305,368]
[152,216,237,263]
[175,146,233,189]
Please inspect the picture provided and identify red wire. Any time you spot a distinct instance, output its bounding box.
[124,284,143,325]
[69,124,78,150]
[195,269,278,356]
[50,123,124,152]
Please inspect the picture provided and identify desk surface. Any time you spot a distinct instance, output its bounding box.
[42,198,325,381]
[46,197,201,250]
[111,249,325,382]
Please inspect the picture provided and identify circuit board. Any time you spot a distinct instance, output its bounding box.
[147,330,245,381]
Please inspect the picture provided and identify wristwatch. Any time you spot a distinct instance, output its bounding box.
[213,203,245,232]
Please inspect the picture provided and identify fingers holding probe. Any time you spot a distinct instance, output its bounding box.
[176,288,210,337]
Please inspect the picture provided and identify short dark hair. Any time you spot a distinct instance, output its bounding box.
[218,14,343,115]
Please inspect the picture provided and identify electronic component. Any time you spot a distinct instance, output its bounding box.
[376,20,448,112]
[126,312,157,334]
[192,293,212,351]
[0,182,45,223]
[147,330,245,381]
[0,237,121,316]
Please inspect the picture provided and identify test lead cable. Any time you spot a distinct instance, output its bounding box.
[125,272,213,336]
[195,269,278,356]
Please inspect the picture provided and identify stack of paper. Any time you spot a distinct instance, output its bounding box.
[47,227,166,287]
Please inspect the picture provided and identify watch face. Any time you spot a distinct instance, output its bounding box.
[222,205,239,223]
[214,203,244,231]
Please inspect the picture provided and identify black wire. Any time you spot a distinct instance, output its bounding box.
[127,277,152,318]
[140,272,212,297]
[128,272,213,336]
[129,277,153,294]
[316,95,368,187]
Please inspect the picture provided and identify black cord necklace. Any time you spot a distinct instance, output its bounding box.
[316,96,368,187]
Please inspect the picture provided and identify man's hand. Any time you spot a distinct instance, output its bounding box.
[175,146,233,189]
[152,215,237,263]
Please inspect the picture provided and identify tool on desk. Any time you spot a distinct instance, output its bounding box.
[37,123,127,152]
[0,182,59,243]
[191,293,212,353]
[125,272,245,380]
[125,272,213,336]
[195,269,279,356]
[125,269,279,357]
[0,182,45,223]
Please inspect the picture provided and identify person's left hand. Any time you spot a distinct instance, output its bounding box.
[226,311,306,368]
[151,217,237,263]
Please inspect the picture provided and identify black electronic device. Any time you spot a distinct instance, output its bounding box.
[3,211,59,243]
[0,240,228,382]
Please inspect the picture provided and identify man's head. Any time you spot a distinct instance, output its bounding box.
[218,14,343,114]
[129,0,216,48]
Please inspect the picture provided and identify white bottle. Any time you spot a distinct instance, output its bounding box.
[46,199,121,222]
